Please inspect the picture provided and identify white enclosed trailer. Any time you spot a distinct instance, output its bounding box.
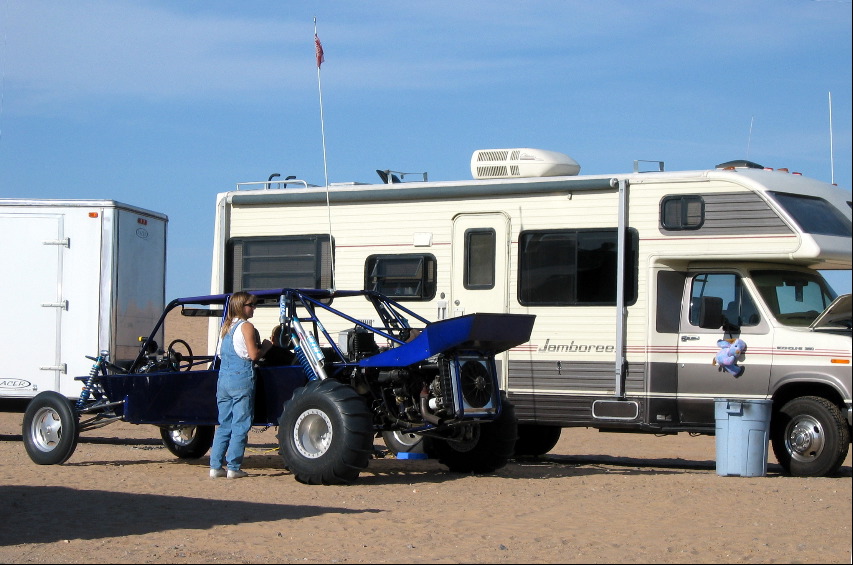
[0,199,167,399]
[210,149,852,476]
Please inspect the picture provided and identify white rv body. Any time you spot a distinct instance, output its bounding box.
[0,199,167,399]
[210,152,852,476]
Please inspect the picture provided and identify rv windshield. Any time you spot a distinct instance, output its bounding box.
[751,270,838,327]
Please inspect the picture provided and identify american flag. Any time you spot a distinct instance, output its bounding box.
[315,34,325,68]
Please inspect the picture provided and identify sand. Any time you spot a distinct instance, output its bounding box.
[0,406,850,564]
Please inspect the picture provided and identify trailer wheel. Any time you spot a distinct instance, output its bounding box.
[771,396,849,477]
[381,430,425,454]
[22,391,80,465]
[160,425,215,459]
[514,424,562,457]
[277,379,374,485]
[424,395,518,473]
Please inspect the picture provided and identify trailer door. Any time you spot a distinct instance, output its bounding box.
[451,213,509,316]
[0,214,63,397]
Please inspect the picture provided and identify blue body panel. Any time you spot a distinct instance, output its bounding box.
[358,313,536,368]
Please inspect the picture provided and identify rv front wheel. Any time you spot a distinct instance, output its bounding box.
[22,391,80,465]
[771,396,849,477]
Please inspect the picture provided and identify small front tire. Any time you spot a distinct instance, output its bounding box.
[160,425,215,459]
[22,391,80,465]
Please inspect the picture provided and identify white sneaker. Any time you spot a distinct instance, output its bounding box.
[227,469,249,479]
[209,468,227,478]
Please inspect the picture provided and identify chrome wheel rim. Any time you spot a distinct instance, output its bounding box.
[167,426,197,446]
[786,415,825,463]
[293,409,332,459]
[30,407,62,453]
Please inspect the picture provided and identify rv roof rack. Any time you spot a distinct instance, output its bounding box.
[633,160,665,173]
[376,169,429,184]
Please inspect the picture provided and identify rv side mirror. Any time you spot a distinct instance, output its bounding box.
[698,296,724,329]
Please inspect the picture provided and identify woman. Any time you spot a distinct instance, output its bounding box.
[209,292,272,479]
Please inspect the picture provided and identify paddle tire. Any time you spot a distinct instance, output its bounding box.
[22,391,80,465]
[424,394,518,473]
[160,425,215,459]
[277,379,374,485]
[514,424,562,457]
[771,396,849,477]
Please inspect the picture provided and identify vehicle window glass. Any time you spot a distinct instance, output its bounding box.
[660,195,704,230]
[688,273,760,328]
[769,192,852,237]
[518,228,637,306]
[364,254,437,301]
[226,235,333,292]
[752,270,837,327]
[465,228,495,289]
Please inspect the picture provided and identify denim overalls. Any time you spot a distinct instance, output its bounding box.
[209,321,255,472]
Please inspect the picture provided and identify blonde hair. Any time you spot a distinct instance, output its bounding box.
[220,291,254,338]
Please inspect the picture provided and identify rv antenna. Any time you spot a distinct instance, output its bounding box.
[314,17,335,291]
[828,91,835,185]
[746,116,754,159]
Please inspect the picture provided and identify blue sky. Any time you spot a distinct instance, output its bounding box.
[1,0,851,298]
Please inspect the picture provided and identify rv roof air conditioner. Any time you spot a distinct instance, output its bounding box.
[471,148,581,179]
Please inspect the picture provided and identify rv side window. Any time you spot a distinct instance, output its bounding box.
[517,228,637,306]
[660,195,704,230]
[464,228,495,290]
[768,192,852,237]
[364,254,437,301]
[688,273,761,328]
[226,235,334,292]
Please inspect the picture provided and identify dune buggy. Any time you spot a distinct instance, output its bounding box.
[22,288,535,484]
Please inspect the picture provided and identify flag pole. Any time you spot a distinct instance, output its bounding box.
[314,17,335,291]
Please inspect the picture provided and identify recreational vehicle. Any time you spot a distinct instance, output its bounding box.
[210,149,852,477]
[0,199,167,399]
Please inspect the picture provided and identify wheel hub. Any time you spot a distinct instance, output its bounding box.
[168,427,196,446]
[786,416,825,462]
[293,409,333,459]
[31,407,62,452]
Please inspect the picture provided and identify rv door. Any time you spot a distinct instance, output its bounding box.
[451,213,510,317]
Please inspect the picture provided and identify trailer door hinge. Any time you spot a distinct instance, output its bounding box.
[39,364,67,374]
[41,300,69,310]
[43,238,70,248]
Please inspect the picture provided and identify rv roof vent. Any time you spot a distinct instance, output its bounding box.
[471,148,580,179]
[715,159,764,170]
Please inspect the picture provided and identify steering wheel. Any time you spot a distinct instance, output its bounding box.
[167,339,194,372]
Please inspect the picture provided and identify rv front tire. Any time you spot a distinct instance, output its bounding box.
[771,396,850,477]
[22,391,80,465]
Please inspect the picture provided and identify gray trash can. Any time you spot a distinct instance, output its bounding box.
[714,399,772,477]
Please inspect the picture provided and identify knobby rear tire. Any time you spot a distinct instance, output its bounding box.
[277,379,374,485]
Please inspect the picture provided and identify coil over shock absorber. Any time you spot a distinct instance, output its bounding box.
[76,350,108,410]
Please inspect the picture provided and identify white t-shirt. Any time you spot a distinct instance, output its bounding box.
[217,320,251,360]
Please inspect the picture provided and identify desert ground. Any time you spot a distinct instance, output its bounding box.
[0,312,850,564]
[1,406,850,564]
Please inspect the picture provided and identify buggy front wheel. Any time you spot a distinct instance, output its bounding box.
[23,391,80,465]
